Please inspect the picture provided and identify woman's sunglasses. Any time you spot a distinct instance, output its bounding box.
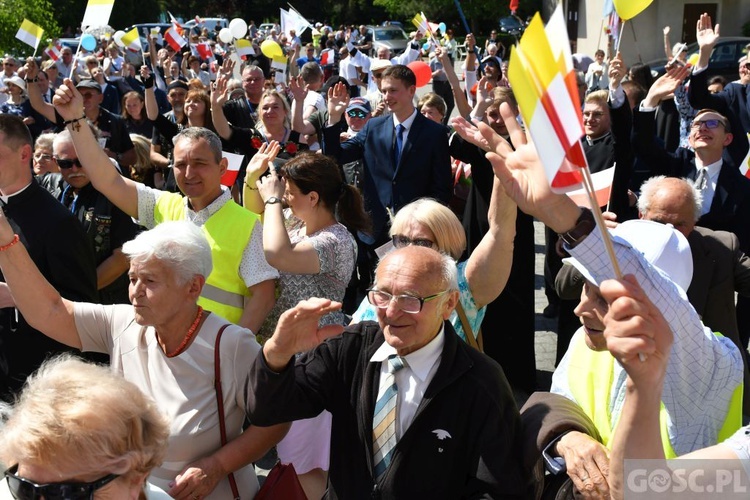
[4,464,119,500]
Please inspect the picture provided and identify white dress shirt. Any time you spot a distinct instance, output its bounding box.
[370,325,444,439]
[695,158,722,215]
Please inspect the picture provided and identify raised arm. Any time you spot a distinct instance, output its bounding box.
[242,142,279,215]
[54,79,141,218]
[256,166,323,275]
[436,46,471,118]
[0,210,81,349]
[662,26,672,60]
[289,76,315,134]
[210,71,234,140]
[24,58,57,123]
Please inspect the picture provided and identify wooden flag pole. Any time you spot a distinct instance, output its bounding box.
[579,164,622,279]
[615,20,626,54]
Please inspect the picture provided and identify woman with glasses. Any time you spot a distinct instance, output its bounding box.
[242,144,370,500]
[0,355,171,500]
[31,133,63,199]
[352,177,516,345]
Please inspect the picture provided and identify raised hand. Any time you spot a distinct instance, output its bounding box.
[477,76,494,104]
[53,79,85,121]
[696,13,720,49]
[326,81,350,121]
[23,57,38,79]
[601,275,673,387]
[218,57,235,79]
[663,26,670,35]
[211,73,231,107]
[608,51,625,89]
[263,298,344,371]
[247,141,280,184]
[288,75,308,102]
[643,63,692,107]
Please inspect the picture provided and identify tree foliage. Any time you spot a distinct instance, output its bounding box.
[0,0,61,57]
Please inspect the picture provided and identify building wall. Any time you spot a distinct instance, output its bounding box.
[558,0,748,65]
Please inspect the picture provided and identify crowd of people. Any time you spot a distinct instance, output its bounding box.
[0,9,749,499]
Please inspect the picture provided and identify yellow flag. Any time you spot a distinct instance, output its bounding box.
[613,0,653,20]
[121,27,141,51]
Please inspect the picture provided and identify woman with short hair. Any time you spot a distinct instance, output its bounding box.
[0,355,171,499]
[0,219,288,499]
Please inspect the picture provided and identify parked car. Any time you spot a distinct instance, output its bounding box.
[646,36,750,82]
[366,25,410,56]
[258,23,276,35]
[184,17,228,35]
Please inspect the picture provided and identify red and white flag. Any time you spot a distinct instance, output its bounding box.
[507,6,587,192]
[566,166,615,208]
[741,133,750,179]
[165,25,187,51]
[192,42,212,60]
[45,41,62,61]
[221,151,244,186]
[319,48,334,66]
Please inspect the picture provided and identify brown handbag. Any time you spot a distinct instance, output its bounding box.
[214,324,241,500]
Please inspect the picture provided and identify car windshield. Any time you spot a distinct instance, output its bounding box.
[374,29,407,41]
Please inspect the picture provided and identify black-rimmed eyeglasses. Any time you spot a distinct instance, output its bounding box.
[4,464,119,500]
[54,157,82,169]
[367,288,449,314]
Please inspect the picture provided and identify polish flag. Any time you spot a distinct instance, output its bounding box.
[45,42,62,61]
[741,134,750,179]
[221,151,244,186]
[165,25,187,51]
[319,48,334,66]
[565,166,615,209]
[194,42,212,60]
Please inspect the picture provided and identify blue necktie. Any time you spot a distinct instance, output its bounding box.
[373,355,406,480]
[393,124,405,167]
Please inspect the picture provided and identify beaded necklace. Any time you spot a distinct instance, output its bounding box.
[159,306,204,358]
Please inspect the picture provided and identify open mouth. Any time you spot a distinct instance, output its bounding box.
[583,325,603,336]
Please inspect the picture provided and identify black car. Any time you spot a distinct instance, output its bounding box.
[646,36,750,82]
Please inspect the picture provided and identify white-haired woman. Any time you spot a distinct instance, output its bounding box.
[0,355,171,499]
[0,218,288,500]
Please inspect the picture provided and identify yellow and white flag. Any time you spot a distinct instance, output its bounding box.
[81,0,115,29]
[121,27,141,51]
[15,19,44,50]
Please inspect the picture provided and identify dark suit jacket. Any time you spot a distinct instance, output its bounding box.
[632,107,750,252]
[688,69,750,167]
[323,111,452,241]
[247,321,529,499]
[222,97,258,130]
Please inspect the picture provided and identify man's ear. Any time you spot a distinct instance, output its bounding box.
[442,290,460,320]
[723,132,733,147]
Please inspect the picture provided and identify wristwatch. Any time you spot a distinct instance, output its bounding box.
[264,196,282,205]
[557,208,595,248]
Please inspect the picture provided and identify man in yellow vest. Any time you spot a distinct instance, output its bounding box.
[52,79,278,333]
[450,110,744,500]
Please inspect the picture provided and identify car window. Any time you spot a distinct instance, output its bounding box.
[374,29,407,41]
[710,42,738,64]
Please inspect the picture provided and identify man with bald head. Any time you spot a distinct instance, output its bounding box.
[247,246,527,498]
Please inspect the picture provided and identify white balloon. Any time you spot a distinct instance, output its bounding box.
[218,28,234,44]
[229,18,247,39]
[113,30,126,48]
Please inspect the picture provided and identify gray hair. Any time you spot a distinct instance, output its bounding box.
[122,221,212,283]
[172,127,223,162]
[638,175,702,222]
[34,132,56,152]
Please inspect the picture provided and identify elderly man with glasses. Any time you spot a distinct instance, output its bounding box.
[247,245,528,499]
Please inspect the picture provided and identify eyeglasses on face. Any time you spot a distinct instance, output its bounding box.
[33,153,53,162]
[54,157,82,169]
[690,118,724,130]
[391,234,435,249]
[4,464,119,500]
[366,288,449,314]
[347,109,368,119]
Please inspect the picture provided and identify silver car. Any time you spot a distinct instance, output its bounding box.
[367,26,409,56]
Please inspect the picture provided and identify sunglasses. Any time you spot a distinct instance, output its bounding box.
[54,157,82,169]
[690,118,724,130]
[347,109,368,119]
[391,234,435,249]
[4,464,119,500]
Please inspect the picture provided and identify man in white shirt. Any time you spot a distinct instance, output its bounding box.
[338,47,364,97]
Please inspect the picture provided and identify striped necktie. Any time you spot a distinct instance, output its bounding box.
[372,355,406,480]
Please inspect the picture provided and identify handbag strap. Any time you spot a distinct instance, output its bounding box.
[214,324,241,500]
[455,300,483,352]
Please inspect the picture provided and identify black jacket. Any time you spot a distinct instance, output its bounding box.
[247,321,529,499]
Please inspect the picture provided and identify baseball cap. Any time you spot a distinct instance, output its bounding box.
[76,79,102,92]
[346,97,371,114]
[560,219,693,297]
[167,80,189,92]
[3,76,26,92]
[370,59,392,72]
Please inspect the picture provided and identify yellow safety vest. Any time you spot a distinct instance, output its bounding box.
[567,331,742,458]
[154,192,258,324]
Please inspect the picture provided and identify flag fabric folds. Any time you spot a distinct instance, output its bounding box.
[121,27,141,51]
[566,166,615,208]
[165,25,187,52]
[221,152,244,186]
[236,39,255,59]
[507,6,586,192]
[280,8,312,37]
[44,41,62,61]
[16,19,44,50]
[193,43,213,60]
[612,0,653,21]
[319,48,334,66]
[81,0,115,29]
